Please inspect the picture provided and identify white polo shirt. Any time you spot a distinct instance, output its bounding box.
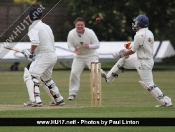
[28,20,55,54]
[67,27,100,57]
[131,28,154,59]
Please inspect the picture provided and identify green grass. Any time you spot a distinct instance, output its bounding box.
[1,60,175,71]
[0,69,175,131]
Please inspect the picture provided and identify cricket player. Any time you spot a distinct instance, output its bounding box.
[22,7,65,107]
[101,15,173,107]
[67,17,100,100]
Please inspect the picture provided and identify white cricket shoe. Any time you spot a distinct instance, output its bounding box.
[155,102,173,107]
[68,95,76,100]
[49,100,65,106]
[101,69,114,84]
[101,69,107,78]
[24,101,42,107]
[101,69,109,83]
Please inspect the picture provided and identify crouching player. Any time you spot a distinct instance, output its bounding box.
[101,15,173,107]
[22,7,65,107]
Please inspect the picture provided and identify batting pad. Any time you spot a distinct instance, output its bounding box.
[23,67,35,102]
[106,58,125,79]
[139,80,169,105]
[41,83,56,104]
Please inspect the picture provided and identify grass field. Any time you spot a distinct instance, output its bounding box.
[0,67,175,131]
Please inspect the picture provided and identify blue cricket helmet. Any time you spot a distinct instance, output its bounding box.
[29,7,42,21]
[132,15,149,31]
[135,15,149,27]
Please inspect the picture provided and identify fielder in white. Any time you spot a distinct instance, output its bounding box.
[67,17,100,100]
[22,7,65,107]
[101,15,173,107]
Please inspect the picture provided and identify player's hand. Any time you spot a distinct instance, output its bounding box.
[84,43,89,49]
[124,42,131,49]
[74,49,81,55]
[22,50,34,61]
[112,49,128,59]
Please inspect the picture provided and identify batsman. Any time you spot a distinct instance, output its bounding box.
[101,14,173,107]
[22,7,65,107]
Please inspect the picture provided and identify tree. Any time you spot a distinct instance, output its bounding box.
[62,0,175,47]
[13,0,38,4]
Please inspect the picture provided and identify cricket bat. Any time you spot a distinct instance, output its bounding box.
[4,46,23,53]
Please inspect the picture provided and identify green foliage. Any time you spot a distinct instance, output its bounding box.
[13,0,37,4]
[37,0,59,4]
[61,0,175,46]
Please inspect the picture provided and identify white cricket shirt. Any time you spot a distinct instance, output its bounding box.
[28,20,55,54]
[131,28,154,59]
[67,27,100,57]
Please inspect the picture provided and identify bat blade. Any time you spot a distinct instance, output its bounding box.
[4,46,23,53]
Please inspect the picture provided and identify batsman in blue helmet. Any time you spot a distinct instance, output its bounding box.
[22,7,65,107]
[101,14,173,107]
[29,7,43,21]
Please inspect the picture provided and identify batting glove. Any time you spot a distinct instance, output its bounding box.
[112,49,128,59]
[124,42,131,49]
[22,50,34,61]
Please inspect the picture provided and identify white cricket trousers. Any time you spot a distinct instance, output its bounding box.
[69,55,98,96]
[123,56,172,105]
[29,52,57,81]
[123,55,154,86]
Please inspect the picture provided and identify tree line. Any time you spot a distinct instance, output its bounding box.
[16,0,175,47]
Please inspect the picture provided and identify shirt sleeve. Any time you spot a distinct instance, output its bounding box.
[67,32,75,52]
[89,30,100,49]
[28,28,40,45]
[131,34,142,52]
[89,44,99,49]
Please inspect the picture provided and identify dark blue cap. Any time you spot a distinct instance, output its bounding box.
[29,7,42,21]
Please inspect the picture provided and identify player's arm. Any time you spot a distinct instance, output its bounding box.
[129,34,141,53]
[67,32,81,55]
[30,45,37,53]
[124,34,142,56]
[124,49,135,56]
[114,35,141,58]
[84,30,100,49]
[22,45,35,61]
[22,28,39,60]
[28,28,39,53]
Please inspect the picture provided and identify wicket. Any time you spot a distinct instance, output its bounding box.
[90,62,102,106]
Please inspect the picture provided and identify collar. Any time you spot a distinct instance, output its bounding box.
[137,27,148,32]
[32,20,42,25]
[76,29,85,37]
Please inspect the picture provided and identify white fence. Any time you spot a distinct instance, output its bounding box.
[1,41,175,63]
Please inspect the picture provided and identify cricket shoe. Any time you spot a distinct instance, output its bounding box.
[155,102,173,107]
[68,95,76,100]
[49,100,65,106]
[101,69,114,84]
[101,69,108,83]
[101,69,107,78]
[24,101,42,107]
